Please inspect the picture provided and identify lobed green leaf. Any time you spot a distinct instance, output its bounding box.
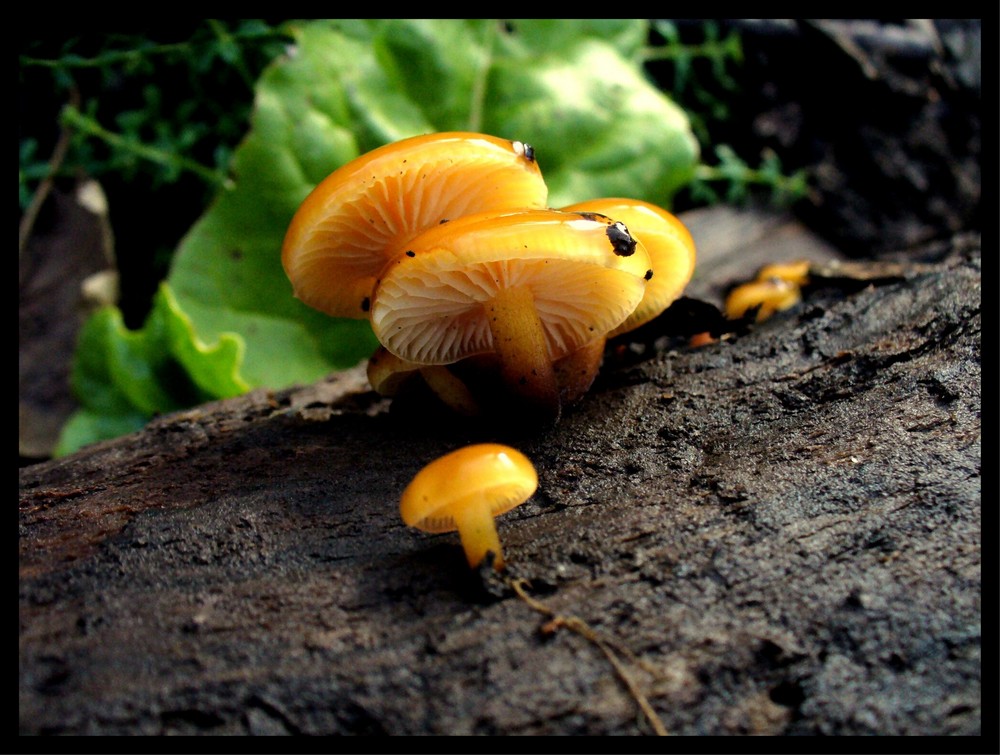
[58,19,700,455]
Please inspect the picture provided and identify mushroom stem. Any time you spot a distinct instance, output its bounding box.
[554,337,606,406]
[453,499,505,570]
[486,286,560,417]
[419,366,482,416]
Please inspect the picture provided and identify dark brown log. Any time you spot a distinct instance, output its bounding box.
[19,209,981,736]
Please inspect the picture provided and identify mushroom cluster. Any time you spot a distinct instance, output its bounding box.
[282,132,696,422]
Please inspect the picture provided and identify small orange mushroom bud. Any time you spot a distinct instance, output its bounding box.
[756,259,811,288]
[366,345,482,416]
[400,444,538,570]
[688,331,718,348]
[367,340,607,417]
[724,278,802,322]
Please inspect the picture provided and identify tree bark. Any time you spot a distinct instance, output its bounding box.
[19,207,981,736]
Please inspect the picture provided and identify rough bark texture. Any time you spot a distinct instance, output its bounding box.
[19,208,981,736]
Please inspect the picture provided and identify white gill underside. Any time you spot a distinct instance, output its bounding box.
[303,163,529,272]
[372,260,641,365]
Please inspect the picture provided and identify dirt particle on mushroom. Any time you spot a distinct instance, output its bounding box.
[511,140,535,162]
[606,221,637,257]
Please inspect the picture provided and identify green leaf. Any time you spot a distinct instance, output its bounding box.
[482,36,699,207]
[169,18,698,390]
[56,303,169,456]
[56,286,249,456]
[504,19,651,60]
[157,284,249,399]
[53,409,150,458]
[59,18,701,454]
[371,19,490,131]
[71,306,154,417]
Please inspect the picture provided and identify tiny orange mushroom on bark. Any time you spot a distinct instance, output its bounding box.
[724,278,802,321]
[400,443,538,570]
[756,259,811,288]
[725,259,812,322]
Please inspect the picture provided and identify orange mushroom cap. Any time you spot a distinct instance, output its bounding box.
[561,198,697,336]
[370,208,651,417]
[281,132,548,320]
[400,443,538,570]
[370,208,651,364]
[756,259,811,288]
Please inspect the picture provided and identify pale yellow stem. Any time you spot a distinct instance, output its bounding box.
[554,337,606,406]
[419,366,481,416]
[486,286,559,417]
[453,500,504,570]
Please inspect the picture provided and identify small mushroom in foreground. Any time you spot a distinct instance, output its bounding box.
[400,443,538,570]
[281,131,548,320]
[370,208,652,420]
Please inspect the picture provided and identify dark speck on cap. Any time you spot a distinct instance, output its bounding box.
[607,221,637,257]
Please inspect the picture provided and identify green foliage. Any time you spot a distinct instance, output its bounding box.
[643,21,809,208]
[19,20,292,211]
[691,145,810,206]
[646,20,744,142]
[30,19,808,456]
[53,284,248,456]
